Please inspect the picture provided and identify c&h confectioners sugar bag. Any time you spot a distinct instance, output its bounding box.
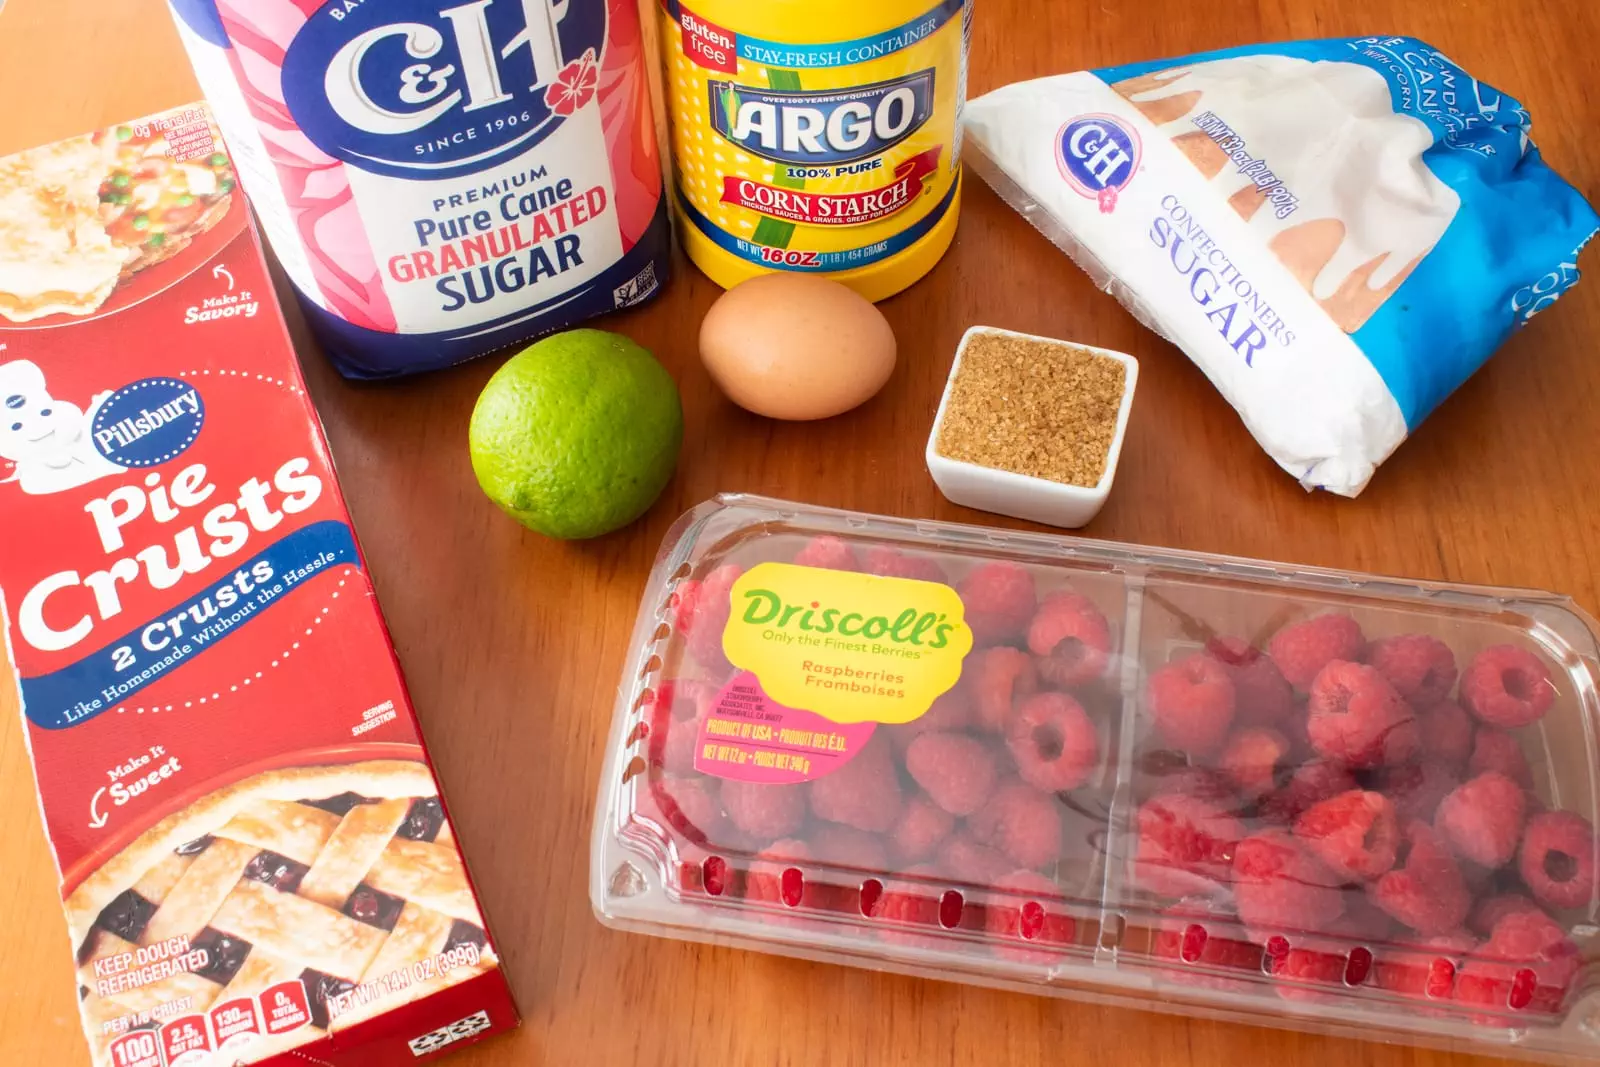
[962,36,1600,496]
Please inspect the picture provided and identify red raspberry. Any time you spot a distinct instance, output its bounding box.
[1205,637,1294,727]
[720,779,806,842]
[964,646,1039,732]
[1006,691,1099,792]
[864,865,940,948]
[1026,591,1113,688]
[1468,728,1534,788]
[1218,728,1290,800]
[647,776,731,848]
[887,794,954,865]
[1372,931,1476,1001]
[1519,810,1597,911]
[1268,613,1365,691]
[1257,759,1359,826]
[986,870,1076,960]
[969,782,1065,870]
[863,546,948,584]
[881,873,959,942]
[1415,700,1474,771]
[744,839,831,911]
[646,681,714,775]
[885,688,973,754]
[906,732,1000,816]
[792,535,858,571]
[1306,660,1419,768]
[1456,910,1579,1018]
[809,734,903,833]
[1469,893,1548,938]
[1475,910,1577,973]
[1133,793,1244,899]
[1367,821,1470,935]
[1267,944,1348,1003]
[1293,789,1399,882]
[647,707,704,776]
[672,565,744,671]
[807,824,888,872]
[1376,760,1460,823]
[958,561,1037,646]
[1231,830,1345,934]
[1151,903,1262,991]
[1460,644,1556,729]
[1365,633,1458,707]
[932,833,1012,886]
[1146,653,1236,757]
[1434,772,1527,869]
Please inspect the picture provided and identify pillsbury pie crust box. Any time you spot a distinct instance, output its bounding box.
[0,105,517,1066]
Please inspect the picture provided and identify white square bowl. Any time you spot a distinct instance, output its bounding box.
[925,326,1138,529]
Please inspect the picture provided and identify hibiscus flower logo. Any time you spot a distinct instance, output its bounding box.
[544,49,599,117]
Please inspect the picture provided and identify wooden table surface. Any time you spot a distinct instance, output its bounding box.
[4,0,1600,1064]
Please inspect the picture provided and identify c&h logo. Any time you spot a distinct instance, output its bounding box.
[281,0,608,180]
[1056,114,1142,214]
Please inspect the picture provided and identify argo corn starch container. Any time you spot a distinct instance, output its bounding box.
[659,0,970,301]
[165,0,672,379]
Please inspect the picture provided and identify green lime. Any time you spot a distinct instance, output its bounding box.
[469,329,683,539]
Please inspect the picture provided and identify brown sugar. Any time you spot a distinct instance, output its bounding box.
[936,332,1127,488]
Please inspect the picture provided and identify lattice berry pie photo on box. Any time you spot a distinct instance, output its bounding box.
[71,762,497,1065]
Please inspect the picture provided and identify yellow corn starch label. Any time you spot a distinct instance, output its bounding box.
[722,563,972,724]
[660,0,969,293]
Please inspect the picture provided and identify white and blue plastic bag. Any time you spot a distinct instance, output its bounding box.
[963,36,1598,496]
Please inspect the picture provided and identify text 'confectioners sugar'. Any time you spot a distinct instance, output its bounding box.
[165,0,670,378]
[962,36,1600,497]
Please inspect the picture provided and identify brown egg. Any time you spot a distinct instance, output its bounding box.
[699,273,897,420]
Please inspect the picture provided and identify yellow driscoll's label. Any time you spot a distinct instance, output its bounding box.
[722,563,973,725]
[661,0,968,284]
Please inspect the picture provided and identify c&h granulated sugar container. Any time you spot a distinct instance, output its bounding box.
[166,0,672,379]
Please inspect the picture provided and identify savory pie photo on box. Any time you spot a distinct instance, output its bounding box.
[0,104,236,323]
[0,104,518,1067]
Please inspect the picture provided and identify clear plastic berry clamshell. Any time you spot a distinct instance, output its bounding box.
[591,495,1600,1060]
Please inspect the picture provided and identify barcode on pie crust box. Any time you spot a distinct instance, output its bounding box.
[0,103,519,1066]
[409,1011,494,1057]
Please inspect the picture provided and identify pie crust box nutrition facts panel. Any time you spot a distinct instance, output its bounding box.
[0,105,518,1067]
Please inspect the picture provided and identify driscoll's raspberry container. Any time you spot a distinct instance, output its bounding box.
[593,495,1600,1061]
[658,0,969,301]
[166,0,671,379]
